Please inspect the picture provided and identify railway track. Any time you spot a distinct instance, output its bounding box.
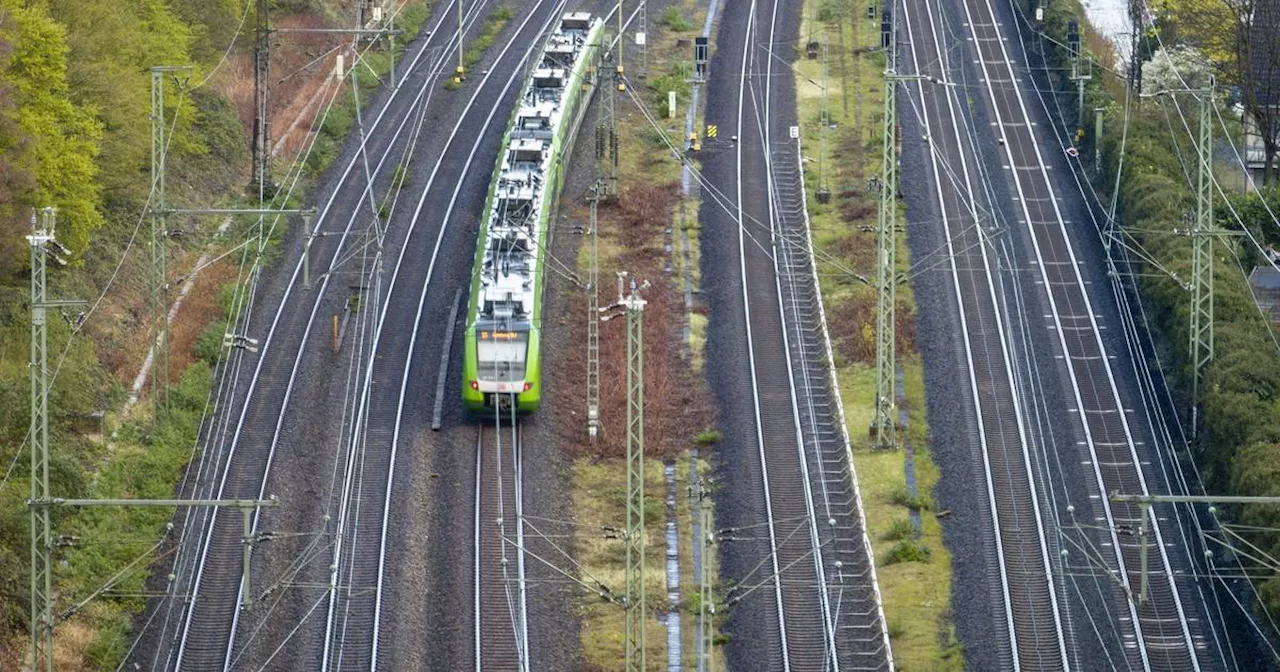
[473,409,530,671]
[960,0,1209,666]
[318,0,571,668]
[155,4,483,667]
[724,0,891,668]
[897,0,1070,666]
[135,1,569,669]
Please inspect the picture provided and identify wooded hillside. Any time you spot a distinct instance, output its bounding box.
[0,0,391,666]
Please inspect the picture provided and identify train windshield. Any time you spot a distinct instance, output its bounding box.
[476,328,529,381]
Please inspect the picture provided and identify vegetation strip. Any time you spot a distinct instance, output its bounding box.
[541,2,727,669]
[795,1,961,667]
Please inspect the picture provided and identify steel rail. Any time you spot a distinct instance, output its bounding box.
[960,0,1202,666]
[318,1,568,668]
[901,0,1071,666]
[167,3,485,667]
[1010,10,1234,662]
[732,3,793,666]
[752,27,841,672]
[473,406,529,671]
[731,0,892,667]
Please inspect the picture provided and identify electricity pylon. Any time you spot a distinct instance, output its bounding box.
[872,19,900,450]
[1188,80,1214,427]
[602,272,648,670]
[587,183,602,440]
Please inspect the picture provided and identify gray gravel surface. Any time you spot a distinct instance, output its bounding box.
[899,0,1269,665]
[127,2,586,669]
[696,0,809,669]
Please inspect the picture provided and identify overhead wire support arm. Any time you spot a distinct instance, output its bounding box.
[1107,491,1280,607]
[35,497,280,613]
[163,207,318,287]
[272,27,403,35]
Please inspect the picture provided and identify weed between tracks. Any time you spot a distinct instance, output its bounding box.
[796,2,962,669]
[542,1,725,668]
[441,5,514,90]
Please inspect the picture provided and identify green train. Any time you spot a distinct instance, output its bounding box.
[462,12,603,415]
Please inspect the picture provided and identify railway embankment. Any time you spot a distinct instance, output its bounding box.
[0,3,433,666]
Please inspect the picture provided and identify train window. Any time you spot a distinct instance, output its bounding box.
[477,331,529,380]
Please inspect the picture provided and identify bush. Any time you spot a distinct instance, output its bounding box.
[882,517,916,541]
[193,319,227,366]
[888,486,932,511]
[883,540,931,565]
[658,6,694,32]
[651,66,692,109]
[694,429,721,446]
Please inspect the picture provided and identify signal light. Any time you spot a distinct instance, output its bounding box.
[469,380,479,390]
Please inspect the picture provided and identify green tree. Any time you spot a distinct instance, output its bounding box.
[0,0,103,259]
[47,0,195,208]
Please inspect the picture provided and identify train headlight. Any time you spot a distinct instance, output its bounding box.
[470,380,479,390]
[522,382,533,392]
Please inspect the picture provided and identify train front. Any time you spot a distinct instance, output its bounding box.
[463,317,540,414]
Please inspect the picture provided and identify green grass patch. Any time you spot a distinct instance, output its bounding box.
[795,0,961,668]
[574,458,671,669]
[465,6,514,70]
[657,6,695,32]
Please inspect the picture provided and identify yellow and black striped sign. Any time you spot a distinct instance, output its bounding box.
[706,124,718,138]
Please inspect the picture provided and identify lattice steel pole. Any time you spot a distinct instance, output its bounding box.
[637,0,647,79]
[28,208,54,672]
[817,38,831,202]
[27,208,84,672]
[697,473,714,672]
[587,183,602,440]
[872,19,900,450]
[1189,80,1215,431]
[149,66,190,416]
[253,0,272,194]
[597,32,620,198]
[151,67,168,415]
[621,273,647,672]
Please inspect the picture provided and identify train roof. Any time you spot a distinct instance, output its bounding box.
[476,13,601,324]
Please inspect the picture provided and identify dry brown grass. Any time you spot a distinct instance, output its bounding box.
[547,181,714,461]
[168,259,237,379]
[214,10,345,162]
[827,291,916,366]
